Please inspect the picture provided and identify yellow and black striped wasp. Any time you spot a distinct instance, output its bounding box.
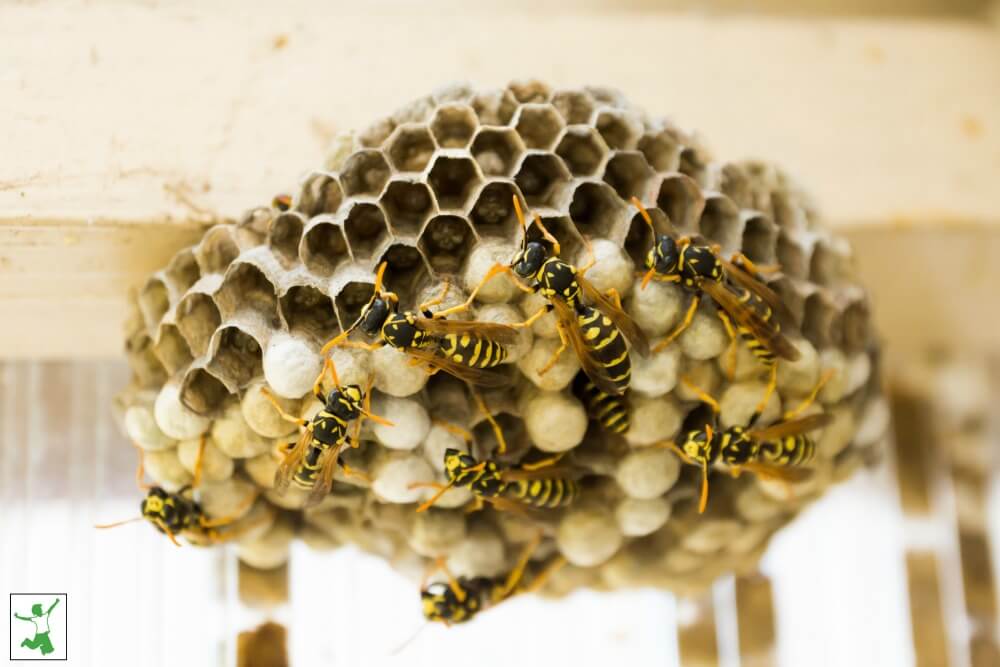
[322,262,520,390]
[658,371,834,513]
[438,195,648,396]
[95,485,258,547]
[263,357,393,508]
[573,371,630,434]
[419,532,565,626]
[632,197,799,412]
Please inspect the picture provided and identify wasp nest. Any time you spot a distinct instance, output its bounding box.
[118,82,885,597]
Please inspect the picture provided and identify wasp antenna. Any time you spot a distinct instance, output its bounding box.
[94,516,144,530]
[680,375,721,414]
[630,196,656,232]
[415,480,456,513]
[698,463,710,514]
[155,518,183,547]
[374,261,388,294]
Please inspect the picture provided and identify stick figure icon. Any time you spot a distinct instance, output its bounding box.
[13,598,60,656]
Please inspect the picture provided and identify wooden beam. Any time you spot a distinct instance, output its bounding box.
[2,4,999,358]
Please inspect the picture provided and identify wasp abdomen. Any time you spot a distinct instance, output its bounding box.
[759,436,815,467]
[507,478,579,508]
[438,333,508,369]
[577,305,631,394]
[573,373,629,433]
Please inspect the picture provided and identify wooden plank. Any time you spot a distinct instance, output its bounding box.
[889,387,936,516]
[2,4,1000,359]
[906,552,952,667]
[678,595,720,667]
[237,622,288,667]
[735,574,777,666]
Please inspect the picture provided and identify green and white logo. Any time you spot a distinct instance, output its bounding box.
[10,594,67,661]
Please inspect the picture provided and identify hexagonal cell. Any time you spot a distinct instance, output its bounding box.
[471,128,525,177]
[719,164,751,210]
[165,249,200,294]
[418,215,475,275]
[196,225,240,274]
[138,278,170,332]
[655,174,706,233]
[624,208,662,268]
[176,292,221,357]
[391,95,436,126]
[376,243,431,297]
[280,285,339,343]
[809,241,843,286]
[126,332,167,390]
[679,146,710,185]
[430,104,478,149]
[208,325,264,388]
[603,151,654,201]
[213,263,279,323]
[380,180,435,236]
[568,181,627,240]
[802,292,841,349]
[298,172,344,217]
[334,279,376,332]
[740,214,778,265]
[514,152,572,208]
[268,211,305,266]
[153,324,194,375]
[551,89,596,125]
[358,116,395,148]
[342,202,391,260]
[507,79,552,104]
[528,214,583,263]
[432,82,474,105]
[776,231,810,280]
[586,86,626,107]
[340,150,392,198]
[768,276,804,328]
[595,109,642,151]
[555,127,609,177]
[698,195,742,251]
[471,88,518,126]
[468,181,520,239]
[513,104,564,151]
[638,129,682,173]
[842,300,870,352]
[180,367,230,416]
[385,124,436,173]
[427,154,483,210]
[301,220,351,276]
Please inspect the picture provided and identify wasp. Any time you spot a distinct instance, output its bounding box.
[95,485,259,547]
[322,262,520,392]
[271,193,292,211]
[659,372,833,513]
[438,196,648,396]
[420,533,565,626]
[262,357,392,508]
[573,371,629,434]
[632,197,800,412]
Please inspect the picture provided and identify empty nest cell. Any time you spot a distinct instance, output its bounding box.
[418,215,476,275]
[385,124,437,173]
[427,154,483,210]
[603,151,654,202]
[514,152,572,208]
[341,202,390,262]
[513,104,565,150]
[471,127,525,177]
[340,150,392,198]
[430,104,479,148]
[555,126,609,177]
[380,180,435,236]
[279,285,339,343]
[468,180,520,239]
[594,109,642,151]
[568,181,627,240]
[301,220,351,276]
[551,89,597,125]
[297,172,344,218]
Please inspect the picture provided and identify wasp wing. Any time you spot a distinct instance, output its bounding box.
[700,279,801,361]
[500,465,584,482]
[576,274,649,356]
[740,462,813,483]
[549,298,624,396]
[305,444,345,509]
[413,316,520,346]
[748,413,833,441]
[273,428,314,496]
[720,257,797,325]
[405,346,511,388]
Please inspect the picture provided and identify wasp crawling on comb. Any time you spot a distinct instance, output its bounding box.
[437,195,648,396]
[96,486,259,547]
[658,371,834,513]
[322,261,520,390]
[419,532,565,626]
[632,196,800,414]
[263,357,393,508]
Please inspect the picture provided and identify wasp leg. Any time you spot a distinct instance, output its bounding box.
[653,295,700,354]
[578,233,596,275]
[261,388,308,428]
[508,304,550,330]
[537,321,570,377]
[470,389,508,455]
[496,532,543,600]
[715,310,739,381]
[131,441,152,490]
[431,419,474,443]
[192,434,207,489]
[434,264,531,319]
[420,281,453,315]
[654,440,697,466]
[464,496,485,514]
[679,375,721,414]
[730,252,780,277]
[518,453,564,472]
[411,481,456,513]
[783,368,836,421]
[751,364,779,421]
[340,462,371,484]
[200,493,257,528]
[521,556,567,594]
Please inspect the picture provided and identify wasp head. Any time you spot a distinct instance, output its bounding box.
[511,241,547,279]
[141,487,178,528]
[443,448,479,483]
[646,233,681,277]
[681,426,716,465]
[358,296,392,336]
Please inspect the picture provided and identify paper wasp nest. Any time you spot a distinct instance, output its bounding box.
[119,82,886,596]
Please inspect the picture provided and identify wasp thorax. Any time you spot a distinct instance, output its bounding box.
[680,245,723,284]
[360,298,391,335]
[647,234,680,276]
[328,385,364,419]
[513,241,547,278]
